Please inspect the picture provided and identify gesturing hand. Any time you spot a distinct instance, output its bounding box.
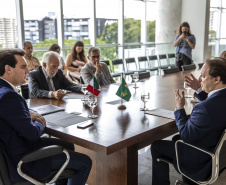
[184,74,201,91]
[29,110,46,127]
[175,89,185,109]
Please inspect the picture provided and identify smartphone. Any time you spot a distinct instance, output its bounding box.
[77,121,94,129]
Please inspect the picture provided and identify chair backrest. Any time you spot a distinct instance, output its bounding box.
[100,60,112,72]
[138,56,149,69]
[198,63,204,69]
[163,67,179,74]
[183,64,196,70]
[158,54,169,67]
[111,59,125,73]
[125,58,137,71]
[138,72,150,79]
[167,53,176,66]
[148,55,159,69]
[20,84,29,99]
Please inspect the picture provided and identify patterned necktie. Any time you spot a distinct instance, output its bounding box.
[47,77,54,91]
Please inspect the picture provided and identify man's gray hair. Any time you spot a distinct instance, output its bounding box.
[42,51,60,65]
[87,47,100,56]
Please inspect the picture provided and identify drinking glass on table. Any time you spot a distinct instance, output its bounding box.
[81,84,88,101]
[140,92,150,111]
[184,82,192,98]
[87,96,98,119]
[132,72,139,88]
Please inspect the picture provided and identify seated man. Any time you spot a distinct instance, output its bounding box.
[23,41,41,71]
[151,57,226,185]
[0,49,92,184]
[185,51,226,101]
[81,47,115,86]
[28,51,82,99]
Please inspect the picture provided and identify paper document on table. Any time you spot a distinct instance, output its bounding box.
[44,111,90,127]
[31,104,64,115]
[63,93,84,99]
[145,108,175,120]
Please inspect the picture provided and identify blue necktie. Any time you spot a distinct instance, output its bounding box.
[102,76,109,85]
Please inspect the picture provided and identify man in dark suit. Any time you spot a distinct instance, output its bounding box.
[28,51,82,99]
[0,49,92,184]
[151,57,226,185]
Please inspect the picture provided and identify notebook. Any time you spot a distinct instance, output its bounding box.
[145,108,175,120]
[31,104,64,116]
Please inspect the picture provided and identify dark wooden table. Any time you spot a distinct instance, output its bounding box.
[29,69,200,185]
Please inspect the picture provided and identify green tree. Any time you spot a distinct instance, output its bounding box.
[209,30,216,40]
[147,20,155,42]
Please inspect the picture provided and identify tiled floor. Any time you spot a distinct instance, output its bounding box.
[138,136,226,185]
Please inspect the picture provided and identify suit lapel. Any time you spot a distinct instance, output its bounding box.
[39,67,49,90]
[52,74,60,90]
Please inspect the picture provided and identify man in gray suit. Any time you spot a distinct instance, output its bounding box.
[28,51,82,99]
[81,47,115,86]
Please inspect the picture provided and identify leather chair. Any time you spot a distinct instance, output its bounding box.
[183,64,196,70]
[100,60,112,73]
[125,58,146,73]
[163,67,180,74]
[0,145,76,185]
[158,54,169,69]
[167,53,176,67]
[111,59,133,77]
[20,84,29,99]
[157,129,226,185]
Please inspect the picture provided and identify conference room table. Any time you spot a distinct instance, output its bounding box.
[29,69,200,185]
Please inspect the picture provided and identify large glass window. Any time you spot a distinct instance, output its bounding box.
[209,0,226,57]
[124,0,143,43]
[63,0,91,50]
[146,1,156,42]
[96,0,118,44]
[0,0,18,49]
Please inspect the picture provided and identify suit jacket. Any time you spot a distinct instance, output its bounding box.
[81,62,115,86]
[28,66,82,98]
[174,88,226,181]
[194,91,208,101]
[0,78,51,182]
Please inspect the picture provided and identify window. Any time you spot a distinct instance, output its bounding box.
[146,1,156,42]
[63,0,91,47]
[0,0,18,49]
[124,0,143,43]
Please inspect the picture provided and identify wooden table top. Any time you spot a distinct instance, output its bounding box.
[29,69,201,155]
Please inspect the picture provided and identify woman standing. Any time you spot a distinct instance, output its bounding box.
[174,22,196,71]
[65,41,88,83]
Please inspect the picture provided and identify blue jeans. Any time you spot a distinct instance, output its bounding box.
[42,138,92,185]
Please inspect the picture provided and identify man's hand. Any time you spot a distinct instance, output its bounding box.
[96,63,102,71]
[175,89,185,109]
[29,110,46,127]
[184,74,201,91]
[51,89,66,100]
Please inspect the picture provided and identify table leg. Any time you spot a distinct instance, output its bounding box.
[75,144,138,185]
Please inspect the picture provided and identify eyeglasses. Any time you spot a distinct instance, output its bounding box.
[91,55,100,59]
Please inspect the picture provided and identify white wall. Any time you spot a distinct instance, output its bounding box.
[181,0,210,63]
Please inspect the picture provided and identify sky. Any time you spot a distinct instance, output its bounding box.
[0,0,156,21]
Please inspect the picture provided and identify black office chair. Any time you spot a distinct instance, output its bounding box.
[137,56,157,72]
[111,59,133,77]
[157,129,226,185]
[0,145,75,185]
[100,60,112,73]
[163,67,180,74]
[183,64,196,70]
[125,58,146,73]
[20,84,29,99]
[198,63,204,69]
[167,53,176,67]
[158,54,169,69]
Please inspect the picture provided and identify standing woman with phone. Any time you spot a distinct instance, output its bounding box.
[174,22,196,71]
